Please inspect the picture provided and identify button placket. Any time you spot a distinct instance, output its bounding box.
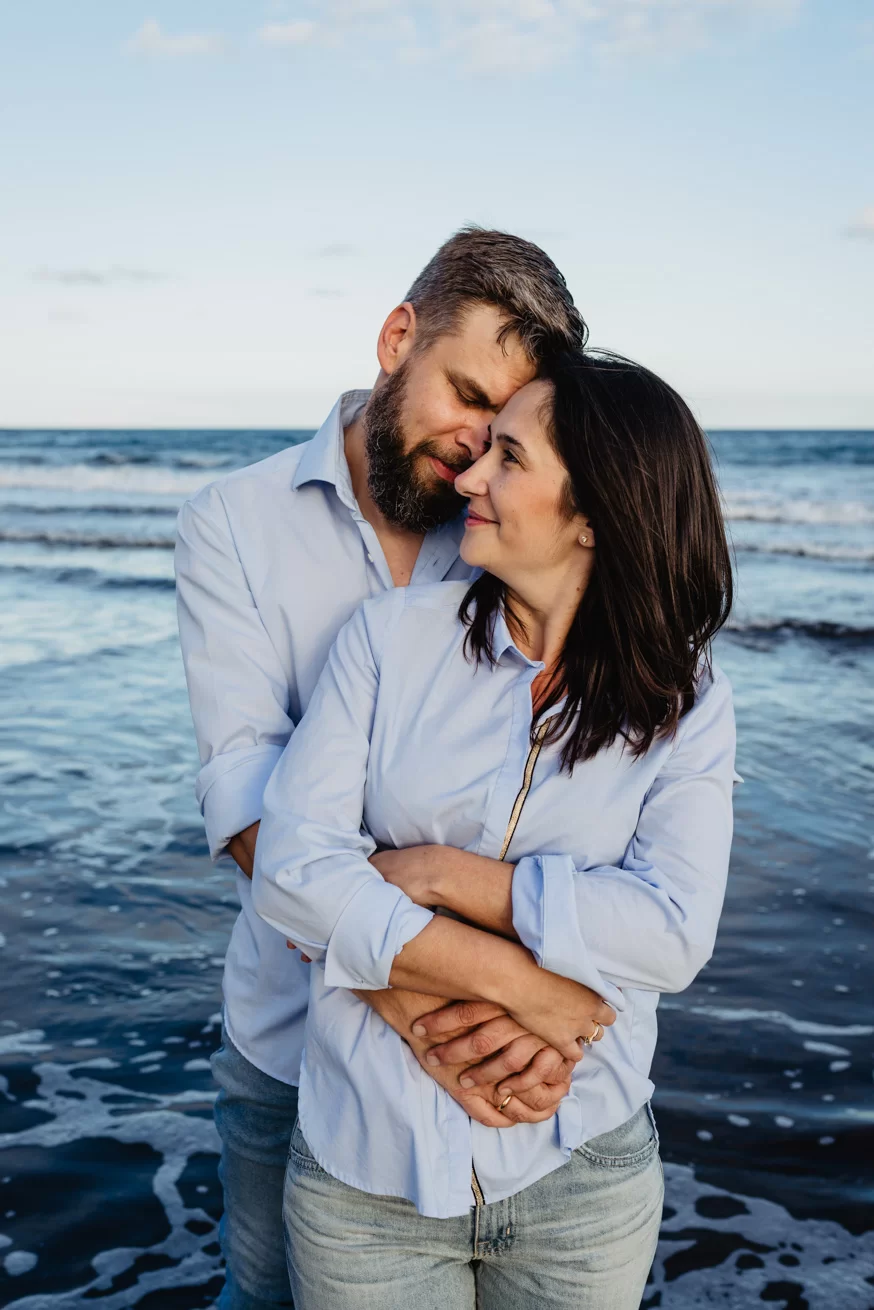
[477,667,541,860]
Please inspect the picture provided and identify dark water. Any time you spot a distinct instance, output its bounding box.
[0,427,872,1308]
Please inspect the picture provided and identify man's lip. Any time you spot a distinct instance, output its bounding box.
[465,509,497,526]
[428,455,464,483]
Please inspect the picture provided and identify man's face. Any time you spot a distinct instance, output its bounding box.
[364,303,536,533]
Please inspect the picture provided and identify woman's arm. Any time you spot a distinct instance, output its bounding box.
[387,915,613,1063]
[253,594,434,983]
[371,845,516,937]
[253,594,613,1062]
[377,668,737,1000]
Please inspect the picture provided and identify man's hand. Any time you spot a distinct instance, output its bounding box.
[227,821,259,880]
[369,846,436,906]
[362,991,573,1127]
[411,999,581,1112]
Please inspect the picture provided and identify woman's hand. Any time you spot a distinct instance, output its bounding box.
[502,971,615,1063]
[375,856,615,1062]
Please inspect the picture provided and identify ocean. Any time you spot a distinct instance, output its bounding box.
[0,426,872,1308]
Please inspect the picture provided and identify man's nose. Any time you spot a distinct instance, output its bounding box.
[455,416,491,463]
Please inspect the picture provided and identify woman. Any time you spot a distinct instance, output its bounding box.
[253,351,737,1309]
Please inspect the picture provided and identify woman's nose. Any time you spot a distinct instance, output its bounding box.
[455,455,489,498]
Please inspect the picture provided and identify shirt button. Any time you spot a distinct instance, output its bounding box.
[367,553,374,563]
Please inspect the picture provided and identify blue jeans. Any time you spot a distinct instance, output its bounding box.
[284,1104,663,1310]
[212,1029,298,1310]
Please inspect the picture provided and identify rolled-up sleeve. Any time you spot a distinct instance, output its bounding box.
[252,595,434,990]
[512,668,736,998]
[175,488,294,860]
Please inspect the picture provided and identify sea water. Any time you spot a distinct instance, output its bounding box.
[0,427,872,1308]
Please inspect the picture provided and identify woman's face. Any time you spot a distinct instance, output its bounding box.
[455,379,591,591]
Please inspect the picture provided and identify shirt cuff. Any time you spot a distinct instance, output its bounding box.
[512,854,625,1012]
[324,879,434,991]
[196,744,286,861]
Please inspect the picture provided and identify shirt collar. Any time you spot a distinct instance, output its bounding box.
[491,604,545,670]
[291,389,371,498]
[291,389,468,575]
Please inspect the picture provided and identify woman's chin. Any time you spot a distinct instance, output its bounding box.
[460,535,489,570]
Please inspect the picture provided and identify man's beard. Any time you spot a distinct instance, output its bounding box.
[364,363,468,533]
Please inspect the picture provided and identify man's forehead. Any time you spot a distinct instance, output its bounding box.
[441,305,536,404]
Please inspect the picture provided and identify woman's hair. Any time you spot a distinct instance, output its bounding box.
[459,350,733,771]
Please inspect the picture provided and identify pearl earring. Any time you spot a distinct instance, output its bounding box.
[579,533,588,545]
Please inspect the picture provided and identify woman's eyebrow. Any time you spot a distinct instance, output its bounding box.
[494,430,525,452]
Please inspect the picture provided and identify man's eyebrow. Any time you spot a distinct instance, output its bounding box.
[446,370,497,410]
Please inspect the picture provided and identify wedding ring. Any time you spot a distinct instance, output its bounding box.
[581,1021,604,1047]
[498,1092,513,1111]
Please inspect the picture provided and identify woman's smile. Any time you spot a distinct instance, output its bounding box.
[464,507,498,527]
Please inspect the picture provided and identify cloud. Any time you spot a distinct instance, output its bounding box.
[33,267,168,287]
[846,207,874,240]
[584,0,802,59]
[125,19,225,57]
[259,0,804,72]
[256,19,318,46]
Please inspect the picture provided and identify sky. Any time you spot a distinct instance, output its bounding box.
[1,0,872,429]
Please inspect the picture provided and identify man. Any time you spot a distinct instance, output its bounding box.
[175,227,588,1309]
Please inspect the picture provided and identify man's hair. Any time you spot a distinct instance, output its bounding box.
[404,225,588,363]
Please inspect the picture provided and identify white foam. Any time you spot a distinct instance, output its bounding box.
[0,1030,52,1058]
[650,1162,874,1309]
[0,1054,222,1309]
[4,1251,38,1276]
[2,1051,872,1308]
[671,1005,874,1037]
[724,494,874,526]
[0,464,213,498]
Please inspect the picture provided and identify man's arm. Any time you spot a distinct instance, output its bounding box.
[175,490,293,861]
[227,821,259,878]
[229,829,570,1122]
[175,517,568,1124]
[176,498,509,1100]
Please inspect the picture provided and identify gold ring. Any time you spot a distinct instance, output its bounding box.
[498,1092,513,1111]
[581,1021,603,1047]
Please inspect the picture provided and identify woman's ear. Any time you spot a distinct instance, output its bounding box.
[577,517,595,549]
[376,302,417,376]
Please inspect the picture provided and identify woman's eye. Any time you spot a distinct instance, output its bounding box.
[502,448,518,465]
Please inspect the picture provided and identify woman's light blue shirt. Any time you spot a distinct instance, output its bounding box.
[253,582,737,1219]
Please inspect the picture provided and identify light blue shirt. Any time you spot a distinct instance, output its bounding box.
[253,582,737,1219]
[174,392,470,1086]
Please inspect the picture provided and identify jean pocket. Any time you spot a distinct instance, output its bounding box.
[288,1117,324,1175]
[575,1103,659,1168]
